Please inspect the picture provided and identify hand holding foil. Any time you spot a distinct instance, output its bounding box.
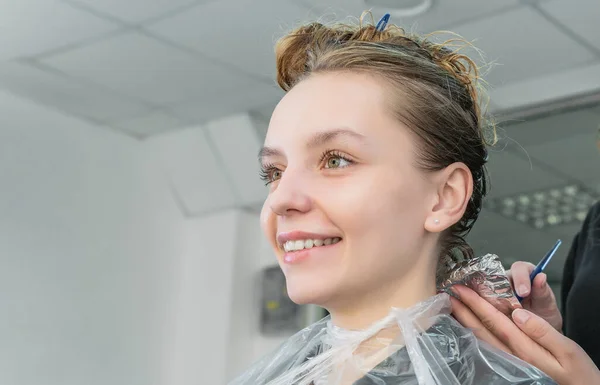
[438,254,522,317]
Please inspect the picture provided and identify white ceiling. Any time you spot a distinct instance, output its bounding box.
[0,0,598,138]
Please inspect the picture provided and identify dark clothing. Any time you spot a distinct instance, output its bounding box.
[562,201,600,368]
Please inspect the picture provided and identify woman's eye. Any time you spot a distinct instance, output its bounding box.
[271,169,283,181]
[325,156,351,169]
[259,166,283,185]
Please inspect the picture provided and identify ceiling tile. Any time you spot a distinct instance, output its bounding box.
[66,0,201,24]
[205,114,266,206]
[541,0,600,52]
[145,126,236,214]
[112,111,186,138]
[0,0,118,60]
[498,107,600,147]
[526,134,600,189]
[302,0,520,32]
[451,7,596,87]
[484,149,568,198]
[147,0,311,78]
[0,61,150,122]
[40,32,258,106]
[170,83,283,125]
[490,62,600,111]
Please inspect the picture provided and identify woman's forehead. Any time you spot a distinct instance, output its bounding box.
[266,74,395,142]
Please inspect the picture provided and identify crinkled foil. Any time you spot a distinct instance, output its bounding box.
[439,254,522,316]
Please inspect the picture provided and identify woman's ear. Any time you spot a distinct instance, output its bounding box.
[424,163,473,233]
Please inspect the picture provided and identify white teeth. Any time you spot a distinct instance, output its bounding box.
[282,237,341,251]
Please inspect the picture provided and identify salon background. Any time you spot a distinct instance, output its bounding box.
[0,1,598,384]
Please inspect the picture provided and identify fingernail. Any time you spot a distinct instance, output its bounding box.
[450,286,461,299]
[517,285,529,297]
[513,309,530,324]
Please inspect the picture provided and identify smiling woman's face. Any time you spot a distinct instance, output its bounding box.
[260,72,441,310]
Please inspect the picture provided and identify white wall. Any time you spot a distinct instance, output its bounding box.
[158,207,291,385]
[140,116,291,383]
[159,209,239,385]
[227,210,291,381]
[0,90,184,385]
[0,90,290,385]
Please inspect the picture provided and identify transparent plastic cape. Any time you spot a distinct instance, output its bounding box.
[230,293,556,385]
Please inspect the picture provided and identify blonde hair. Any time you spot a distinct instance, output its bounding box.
[274,14,495,279]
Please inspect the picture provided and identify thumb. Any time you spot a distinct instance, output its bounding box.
[512,308,564,358]
[530,273,555,308]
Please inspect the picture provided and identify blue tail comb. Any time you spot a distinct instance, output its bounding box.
[375,13,391,32]
[515,239,562,302]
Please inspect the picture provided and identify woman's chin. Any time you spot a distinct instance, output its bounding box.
[286,282,333,307]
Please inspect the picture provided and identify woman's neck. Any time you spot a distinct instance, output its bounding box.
[326,265,438,330]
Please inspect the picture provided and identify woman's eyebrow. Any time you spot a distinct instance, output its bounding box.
[258,128,367,163]
[258,146,282,162]
[305,128,367,149]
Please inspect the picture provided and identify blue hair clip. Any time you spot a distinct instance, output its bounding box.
[375,13,391,32]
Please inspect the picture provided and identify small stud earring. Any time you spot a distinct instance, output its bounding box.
[434,219,440,224]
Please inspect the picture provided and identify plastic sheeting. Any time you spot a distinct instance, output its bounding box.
[229,293,556,384]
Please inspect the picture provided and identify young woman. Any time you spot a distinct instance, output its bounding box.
[231,14,558,384]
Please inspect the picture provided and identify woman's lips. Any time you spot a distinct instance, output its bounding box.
[282,238,342,264]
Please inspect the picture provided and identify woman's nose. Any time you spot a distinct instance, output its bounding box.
[268,170,312,216]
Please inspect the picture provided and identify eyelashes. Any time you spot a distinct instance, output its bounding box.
[259,163,280,186]
[319,150,353,169]
[259,150,355,186]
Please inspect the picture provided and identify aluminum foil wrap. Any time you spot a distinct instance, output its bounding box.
[439,253,522,316]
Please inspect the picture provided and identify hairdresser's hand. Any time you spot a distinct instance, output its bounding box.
[507,261,563,332]
[451,285,600,385]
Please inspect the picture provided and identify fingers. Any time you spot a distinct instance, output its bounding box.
[526,273,563,332]
[512,308,581,362]
[454,284,599,384]
[452,285,556,367]
[510,261,535,298]
[511,308,600,384]
[530,273,557,309]
[453,285,523,341]
[450,296,511,354]
[512,309,561,354]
